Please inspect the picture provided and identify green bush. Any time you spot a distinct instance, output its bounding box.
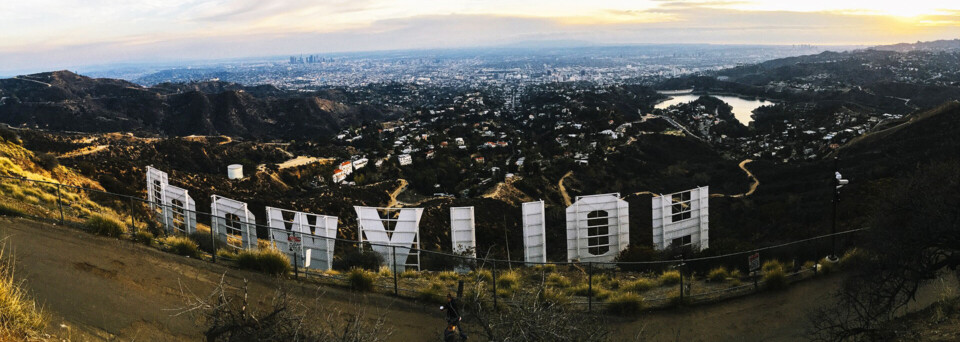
[707,267,730,282]
[0,203,25,218]
[763,268,788,290]
[236,248,292,276]
[85,215,126,237]
[417,280,448,304]
[333,250,383,271]
[132,230,154,245]
[620,278,656,293]
[546,273,571,288]
[161,236,202,258]
[729,269,743,279]
[659,270,681,285]
[346,268,378,292]
[35,153,59,170]
[606,292,644,315]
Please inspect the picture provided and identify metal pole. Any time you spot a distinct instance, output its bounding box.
[129,197,136,232]
[56,183,64,224]
[211,216,218,263]
[830,157,839,260]
[293,244,299,280]
[588,262,593,312]
[392,245,399,296]
[679,259,684,304]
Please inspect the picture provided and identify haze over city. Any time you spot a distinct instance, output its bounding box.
[2,0,960,74]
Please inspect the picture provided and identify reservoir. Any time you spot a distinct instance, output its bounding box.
[655,91,773,125]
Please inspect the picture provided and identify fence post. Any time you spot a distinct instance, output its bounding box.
[392,245,398,296]
[56,183,64,224]
[492,261,498,311]
[129,197,136,232]
[211,217,218,263]
[293,245,299,280]
[679,259,685,304]
[588,262,594,312]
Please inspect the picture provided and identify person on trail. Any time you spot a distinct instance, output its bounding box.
[441,293,467,341]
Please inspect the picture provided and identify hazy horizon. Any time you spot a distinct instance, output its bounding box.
[1,0,958,75]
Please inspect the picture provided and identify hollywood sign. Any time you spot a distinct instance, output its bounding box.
[145,167,709,270]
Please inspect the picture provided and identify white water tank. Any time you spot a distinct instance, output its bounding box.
[227,164,243,180]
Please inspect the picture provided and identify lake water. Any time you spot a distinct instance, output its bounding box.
[654,92,773,125]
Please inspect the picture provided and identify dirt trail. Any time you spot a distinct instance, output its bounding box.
[558,171,574,206]
[0,217,952,341]
[624,159,758,199]
[710,159,759,198]
[58,145,109,158]
[385,179,408,208]
[0,218,440,341]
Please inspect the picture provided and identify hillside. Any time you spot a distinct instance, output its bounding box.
[0,71,395,139]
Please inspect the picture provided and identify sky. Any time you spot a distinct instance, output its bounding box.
[0,0,958,74]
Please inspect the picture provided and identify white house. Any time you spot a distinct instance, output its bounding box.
[398,154,413,166]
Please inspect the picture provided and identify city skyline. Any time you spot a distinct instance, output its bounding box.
[1,0,959,74]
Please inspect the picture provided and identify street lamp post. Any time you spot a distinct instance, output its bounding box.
[827,156,848,263]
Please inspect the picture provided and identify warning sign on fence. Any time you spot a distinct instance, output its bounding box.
[749,253,760,272]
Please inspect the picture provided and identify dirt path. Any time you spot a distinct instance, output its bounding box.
[710,159,759,198]
[558,171,574,207]
[58,145,109,159]
[385,179,408,208]
[0,218,441,341]
[0,217,952,341]
[624,159,758,200]
[277,156,334,170]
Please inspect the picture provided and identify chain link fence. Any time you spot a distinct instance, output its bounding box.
[0,174,864,312]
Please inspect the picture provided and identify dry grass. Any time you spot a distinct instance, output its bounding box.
[236,248,291,276]
[0,246,46,340]
[161,236,202,259]
[620,278,656,293]
[84,214,126,238]
[659,270,681,285]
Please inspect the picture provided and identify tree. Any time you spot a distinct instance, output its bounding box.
[807,161,960,341]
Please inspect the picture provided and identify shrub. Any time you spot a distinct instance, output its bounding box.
[762,260,784,273]
[417,280,448,304]
[436,270,459,281]
[606,292,644,315]
[496,270,520,293]
[400,270,420,279]
[0,203,25,218]
[188,231,216,254]
[763,268,788,290]
[377,266,392,277]
[85,214,126,237]
[729,269,743,279]
[531,264,557,273]
[621,278,656,293]
[217,248,239,260]
[818,257,837,275]
[470,269,492,282]
[839,248,868,269]
[659,270,681,285]
[161,236,202,258]
[237,248,292,276]
[346,268,377,292]
[708,267,730,282]
[132,230,154,245]
[537,287,570,307]
[667,289,691,306]
[35,153,59,170]
[333,250,383,271]
[546,273,571,288]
